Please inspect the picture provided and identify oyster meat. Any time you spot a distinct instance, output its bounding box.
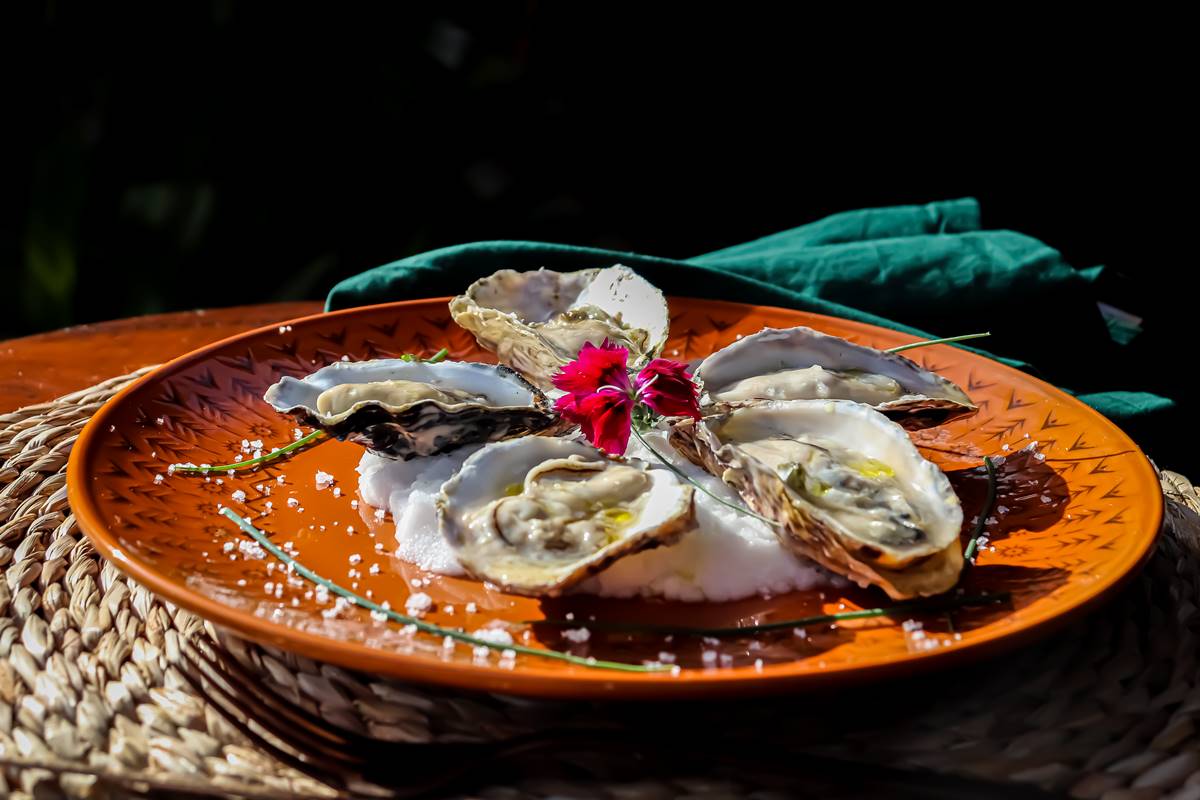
[264,359,557,460]
[437,437,694,596]
[449,265,670,389]
[670,399,963,599]
[696,326,976,429]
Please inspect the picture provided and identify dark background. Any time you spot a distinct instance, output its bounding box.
[2,5,1190,455]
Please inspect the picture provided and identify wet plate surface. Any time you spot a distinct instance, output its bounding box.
[67,298,1162,698]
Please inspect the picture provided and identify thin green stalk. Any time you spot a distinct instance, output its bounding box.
[532,592,1010,637]
[220,509,668,673]
[171,430,327,474]
[886,332,991,354]
[963,455,999,564]
[631,426,781,528]
[400,347,449,363]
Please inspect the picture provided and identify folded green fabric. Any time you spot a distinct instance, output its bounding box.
[326,198,1172,426]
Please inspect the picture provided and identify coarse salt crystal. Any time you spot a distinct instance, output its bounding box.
[287,497,300,508]
[315,471,335,490]
[231,490,246,503]
[277,475,285,485]
[333,487,341,498]
[154,474,164,485]
[701,650,718,664]
[369,563,380,575]
[562,628,591,643]
[405,592,433,614]
[466,602,478,613]
[293,428,304,441]
[472,628,514,646]
[222,542,234,553]
[350,499,359,509]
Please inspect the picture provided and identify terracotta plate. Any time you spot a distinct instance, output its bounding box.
[67,298,1162,699]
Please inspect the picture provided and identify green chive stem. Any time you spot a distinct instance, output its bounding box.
[220,509,667,673]
[631,426,781,529]
[886,332,991,354]
[963,455,999,564]
[401,347,450,363]
[171,430,327,474]
[531,592,1010,637]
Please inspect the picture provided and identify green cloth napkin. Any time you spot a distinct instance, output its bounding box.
[326,198,1172,425]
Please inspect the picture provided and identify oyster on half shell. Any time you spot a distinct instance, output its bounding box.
[670,399,963,599]
[264,359,557,460]
[695,326,976,430]
[449,265,670,390]
[437,437,694,597]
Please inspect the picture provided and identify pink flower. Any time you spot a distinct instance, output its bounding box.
[553,340,701,455]
[637,359,702,419]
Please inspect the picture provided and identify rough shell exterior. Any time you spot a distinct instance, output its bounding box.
[437,437,695,597]
[448,266,670,390]
[668,412,964,600]
[696,326,977,430]
[264,360,559,460]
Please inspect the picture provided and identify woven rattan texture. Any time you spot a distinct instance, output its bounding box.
[2,371,1198,799]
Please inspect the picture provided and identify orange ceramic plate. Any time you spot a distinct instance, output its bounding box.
[67,298,1161,699]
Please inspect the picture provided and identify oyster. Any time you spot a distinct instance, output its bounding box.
[695,326,976,429]
[437,437,694,596]
[670,399,963,599]
[449,265,670,390]
[264,359,557,460]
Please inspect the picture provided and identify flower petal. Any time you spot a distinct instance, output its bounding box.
[576,389,633,455]
[552,339,630,397]
[637,359,701,420]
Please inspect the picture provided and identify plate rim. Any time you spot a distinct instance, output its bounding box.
[66,296,1164,699]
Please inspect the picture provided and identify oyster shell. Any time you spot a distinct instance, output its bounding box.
[437,437,695,596]
[449,265,670,389]
[695,326,976,429]
[264,359,557,460]
[670,399,963,599]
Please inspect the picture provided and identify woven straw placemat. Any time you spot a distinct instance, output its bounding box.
[2,371,1199,799]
